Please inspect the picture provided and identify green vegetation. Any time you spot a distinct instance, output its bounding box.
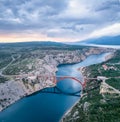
[64,50,120,122]
[64,81,120,122]
[108,50,120,63]
[87,63,120,77]
[0,42,90,75]
[0,51,12,69]
[106,78,120,90]
[3,58,35,75]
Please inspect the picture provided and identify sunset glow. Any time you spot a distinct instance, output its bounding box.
[0,0,120,43]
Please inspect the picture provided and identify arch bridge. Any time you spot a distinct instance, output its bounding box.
[40,75,87,97]
[54,76,87,89]
[36,75,86,88]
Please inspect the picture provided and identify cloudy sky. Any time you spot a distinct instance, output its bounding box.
[0,0,120,42]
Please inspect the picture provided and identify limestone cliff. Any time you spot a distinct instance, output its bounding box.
[0,47,114,111]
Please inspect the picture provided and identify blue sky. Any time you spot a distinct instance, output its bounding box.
[0,0,120,42]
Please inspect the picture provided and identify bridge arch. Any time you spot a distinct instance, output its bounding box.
[55,76,84,88]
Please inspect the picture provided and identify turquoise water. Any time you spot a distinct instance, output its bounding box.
[0,53,108,122]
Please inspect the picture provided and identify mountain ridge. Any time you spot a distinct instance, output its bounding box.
[77,35,120,45]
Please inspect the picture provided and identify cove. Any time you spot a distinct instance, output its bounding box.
[0,53,109,122]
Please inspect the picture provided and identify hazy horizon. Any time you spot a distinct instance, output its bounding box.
[0,0,120,43]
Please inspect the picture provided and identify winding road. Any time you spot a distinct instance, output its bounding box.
[0,55,21,77]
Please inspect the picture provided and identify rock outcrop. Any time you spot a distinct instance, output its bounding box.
[0,47,114,111]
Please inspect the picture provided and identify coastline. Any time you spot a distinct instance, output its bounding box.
[0,85,56,112]
[0,61,79,112]
[0,50,114,112]
[60,52,114,122]
[60,98,81,122]
[0,53,89,112]
[60,67,85,122]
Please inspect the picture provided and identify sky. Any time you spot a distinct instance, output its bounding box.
[0,0,120,43]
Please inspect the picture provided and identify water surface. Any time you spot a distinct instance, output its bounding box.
[0,53,109,122]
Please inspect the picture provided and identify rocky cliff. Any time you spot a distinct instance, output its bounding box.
[0,47,114,111]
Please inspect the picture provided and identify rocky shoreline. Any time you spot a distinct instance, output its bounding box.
[61,52,114,122]
[0,47,114,112]
[60,100,80,122]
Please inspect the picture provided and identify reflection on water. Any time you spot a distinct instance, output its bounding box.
[0,53,109,122]
[57,53,109,94]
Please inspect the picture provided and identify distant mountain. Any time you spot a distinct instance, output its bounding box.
[0,41,67,47]
[77,35,120,45]
[0,41,87,50]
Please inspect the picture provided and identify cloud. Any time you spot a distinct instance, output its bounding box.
[89,23,120,38]
[0,0,120,42]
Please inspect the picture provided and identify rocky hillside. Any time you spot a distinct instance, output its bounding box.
[0,46,113,111]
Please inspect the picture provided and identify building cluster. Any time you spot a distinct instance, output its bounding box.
[102,64,117,71]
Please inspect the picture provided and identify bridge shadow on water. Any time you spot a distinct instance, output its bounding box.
[40,86,81,97]
[39,75,83,97]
